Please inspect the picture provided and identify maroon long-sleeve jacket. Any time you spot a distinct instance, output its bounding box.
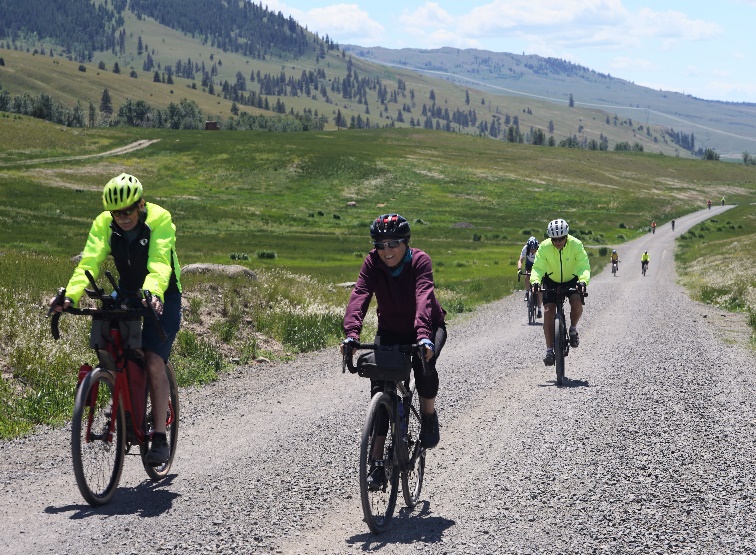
[344,248,445,342]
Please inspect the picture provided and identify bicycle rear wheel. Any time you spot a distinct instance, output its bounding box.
[141,361,180,479]
[71,368,125,506]
[554,313,566,386]
[401,389,425,509]
[359,392,399,534]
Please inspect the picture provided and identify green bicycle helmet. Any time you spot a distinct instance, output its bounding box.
[102,173,143,211]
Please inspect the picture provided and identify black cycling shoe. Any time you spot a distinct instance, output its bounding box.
[543,349,555,366]
[569,329,580,348]
[420,411,440,449]
[145,433,169,466]
[366,465,386,491]
[537,309,542,318]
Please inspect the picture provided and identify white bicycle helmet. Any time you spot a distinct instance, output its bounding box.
[547,218,569,238]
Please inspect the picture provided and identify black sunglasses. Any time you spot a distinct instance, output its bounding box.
[111,203,139,218]
[552,236,567,243]
[373,239,404,250]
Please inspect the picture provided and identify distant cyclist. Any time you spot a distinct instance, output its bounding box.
[517,236,542,318]
[721,196,725,206]
[708,199,712,210]
[530,219,590,366]
[610,250,620,274]
[641,251,650,274]
[671,219,675,231]
[651,221,657,234]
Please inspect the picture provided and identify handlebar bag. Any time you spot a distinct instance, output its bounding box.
[90,315,142,350]
[357,347,412,381]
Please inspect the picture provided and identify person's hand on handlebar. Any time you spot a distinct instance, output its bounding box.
[143,293,164,316]
[340,337,359,356]
[530,283,540,295]
[419,338,435,362]
[577,282,587,295]
[48,295,72,313]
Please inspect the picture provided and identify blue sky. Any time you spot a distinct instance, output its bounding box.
[265,0,756,103]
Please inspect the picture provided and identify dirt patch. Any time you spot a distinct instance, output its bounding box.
[182,263,257,279]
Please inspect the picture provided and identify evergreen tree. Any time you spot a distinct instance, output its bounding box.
[100,88,113,117]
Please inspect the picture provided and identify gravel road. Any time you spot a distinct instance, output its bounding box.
[2,205,754,555]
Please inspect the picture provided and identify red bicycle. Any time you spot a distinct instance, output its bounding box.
[49,270,179,506]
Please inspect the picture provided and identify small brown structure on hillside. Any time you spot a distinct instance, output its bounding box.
[205,121,219,130]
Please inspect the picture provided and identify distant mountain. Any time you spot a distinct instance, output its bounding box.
[346,45,756,158]
[2,1,755,159]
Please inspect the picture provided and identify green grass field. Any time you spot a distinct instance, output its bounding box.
[0,117,754,437]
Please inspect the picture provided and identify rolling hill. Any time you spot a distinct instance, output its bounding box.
[1,0,755,159]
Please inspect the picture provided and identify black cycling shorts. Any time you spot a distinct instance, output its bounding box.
[541,276,580,305]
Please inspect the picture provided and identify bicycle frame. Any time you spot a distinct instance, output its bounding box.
[49,269,179,505]
[344,342,428,534]
[538,274,586,386]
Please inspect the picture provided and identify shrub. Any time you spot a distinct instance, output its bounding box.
[598,247,608,256]
[256,250,277,259]
[78,64,86,72]
[472,234,482,242]
[230,252,249,260]
[619,222,627,229]
[333,214,341,219]
[616,234,626,240]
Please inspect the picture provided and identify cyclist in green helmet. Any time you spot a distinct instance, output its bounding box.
[50,173,182,466]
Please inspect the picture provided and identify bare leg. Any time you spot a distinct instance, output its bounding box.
[145,351,169,434]
[543,303,556,348]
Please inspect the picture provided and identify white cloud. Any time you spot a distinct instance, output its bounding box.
[392,0,723,54]
[267,2,386,44]
[610,56,659,72]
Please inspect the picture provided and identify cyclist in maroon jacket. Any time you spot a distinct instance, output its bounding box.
[342,214,447,487]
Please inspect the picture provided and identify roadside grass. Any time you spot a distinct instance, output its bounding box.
[675,205,756,341]
[0,122,754,437]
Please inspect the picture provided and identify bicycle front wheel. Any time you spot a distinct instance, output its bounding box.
[527,296,536,324]
[554,313,566,386]
[142,361,180,480]
[71,368,125,506]
[359,392,399,534]
[401,389,425,509]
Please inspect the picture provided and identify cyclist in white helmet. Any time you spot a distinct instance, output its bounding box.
[529,219,590,366]
[518,236,542,318]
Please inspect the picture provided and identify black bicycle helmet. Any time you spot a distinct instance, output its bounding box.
[370,214,410,240]
[526,236,539,250]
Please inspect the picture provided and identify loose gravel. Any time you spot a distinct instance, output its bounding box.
[1,205,754,555]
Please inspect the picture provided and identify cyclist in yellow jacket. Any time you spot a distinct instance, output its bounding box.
[530,219,590,366]
[641,250,650,274]
[49,173,182,466]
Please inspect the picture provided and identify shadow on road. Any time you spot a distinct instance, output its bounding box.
[44,475,179,519]
[345,500,455,550]
[537,377,590,388]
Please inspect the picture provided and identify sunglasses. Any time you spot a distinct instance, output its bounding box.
[111,203,139,218]
[373,239,404,250]
[552,236,567,243]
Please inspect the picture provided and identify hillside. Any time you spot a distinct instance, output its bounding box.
[1,1,755,158]
[347,46,756,159]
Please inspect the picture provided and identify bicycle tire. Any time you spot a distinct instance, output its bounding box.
[359,392,399,534]
[71,368,125,506]
[141,361,180,480]
[528,295,536,324]
[401,388,425,509]
[554,313,565,386]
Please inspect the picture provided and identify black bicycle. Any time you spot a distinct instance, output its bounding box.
[49,270,179,506]
[611,260,619,277]
[343,343,428,534]
[518,270,537,324]
[536,277,586,386]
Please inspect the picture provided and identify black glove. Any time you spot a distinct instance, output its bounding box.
[530,283,540,294]
[577,282,587,295]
